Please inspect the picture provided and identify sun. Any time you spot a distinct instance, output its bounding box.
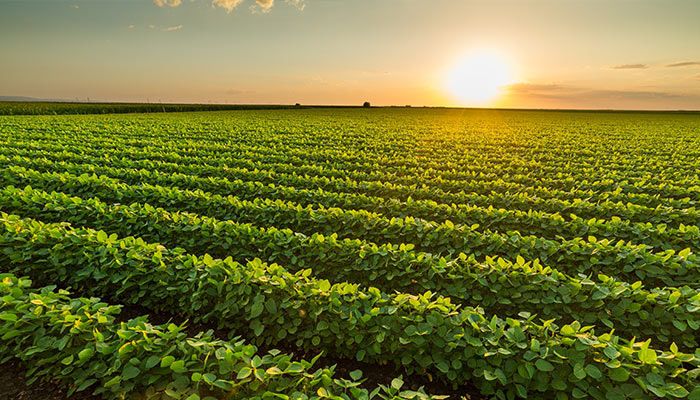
[446,50,514,106]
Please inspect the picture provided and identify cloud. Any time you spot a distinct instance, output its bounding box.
[128,24,135,29]
[587,90,681,100]
[254,0,274,12]
[250,0,306,13]
[163,24,183,32]
[212,0,245,12]
[505,83,568,97]
[285,0,305,10]
[153,0,304,13]
[667,61,700,67]
[611,64,648,69]
[71,4,79,9]
[506,83,686,101]
[153,0,182,7]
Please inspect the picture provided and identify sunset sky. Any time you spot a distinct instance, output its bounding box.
[1,0,699,110]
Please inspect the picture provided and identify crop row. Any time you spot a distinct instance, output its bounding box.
[1,140,697,213]
[0,274,427,400]
[1,147,698,253]
[0,213,697,399]
[2,165,698,289]
[2,120,697,193]
[2,135,698,205]
[2,185,698,348]
[4,116,698,186]
[2,150,698,235]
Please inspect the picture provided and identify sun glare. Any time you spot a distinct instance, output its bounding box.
[446,50,514,106]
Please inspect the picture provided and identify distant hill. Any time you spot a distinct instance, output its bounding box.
[0,96,46,102]
[0,101,309,115]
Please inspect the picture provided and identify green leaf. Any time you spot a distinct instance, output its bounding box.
[603,346,620,360]
[145,355,160,369]
[160,355,175,368]
[170,360,186,373]
[664,383,689,398]
[436,361,449,373]
[688,387,700,400]
[250,295,264,318]
[585,364,602,380]
[236,367,252,380]
[609,368,629,382]
[535,359,554,372]
[202,253,215,266]
[104,376,121,388]
[483,370,497,381]
[122,364,140,380]
[75,378,97,392]
[670,342,678,354]
[638,348,658,364]
[0,312,17,322]
[78,348,94,362]
[349,370,363,380]
[560,325,575,335]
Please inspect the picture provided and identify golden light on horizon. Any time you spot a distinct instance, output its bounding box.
[445,50,515,106]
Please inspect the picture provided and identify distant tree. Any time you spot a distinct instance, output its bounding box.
[295,103,301,107]
[363,101,371,108]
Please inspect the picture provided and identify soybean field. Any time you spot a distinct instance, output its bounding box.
[1,106,699,400]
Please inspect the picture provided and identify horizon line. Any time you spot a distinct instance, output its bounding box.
[1,99,699,113]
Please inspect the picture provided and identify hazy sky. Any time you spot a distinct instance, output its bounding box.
[1,0,699,109]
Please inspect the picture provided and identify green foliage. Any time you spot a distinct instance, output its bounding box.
[0,213,697,399]
[0,274,434,399]
[0,185,697,349]
[1,164,699,289]
[1,108,699,399]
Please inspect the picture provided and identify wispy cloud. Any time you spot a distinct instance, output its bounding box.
[71,4,79,9]
[154,0,304,13]
[128,24,135,29]
[163,25,183,32]
[286,0,305,10]
[611,64,648,70]
[153,0,182,7]
[506,83,687,101]
[666,61,700,67]
[506,83,565,95]
[254,0,275,13]
[212,0,245,12]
